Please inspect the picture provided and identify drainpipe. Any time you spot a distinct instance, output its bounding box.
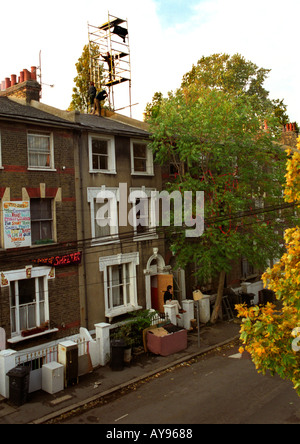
[78,132,89,328]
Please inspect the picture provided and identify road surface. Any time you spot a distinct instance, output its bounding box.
[60,343,300,425]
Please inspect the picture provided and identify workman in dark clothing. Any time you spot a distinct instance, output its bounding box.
[102,52,115,82]
[88,82,97,114]
[94,89,108,116]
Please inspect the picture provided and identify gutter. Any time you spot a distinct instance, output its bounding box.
[0,113,81,130]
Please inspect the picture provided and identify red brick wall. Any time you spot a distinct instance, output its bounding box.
[0,120,80,349]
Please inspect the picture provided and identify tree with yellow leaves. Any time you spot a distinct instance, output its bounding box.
[236,143,300,393]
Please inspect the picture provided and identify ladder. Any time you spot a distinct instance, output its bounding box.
[222,296,234,321]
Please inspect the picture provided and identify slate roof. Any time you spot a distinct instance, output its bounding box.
[78,113,149,138]
[0,97,150,138]
[0,97,77,127]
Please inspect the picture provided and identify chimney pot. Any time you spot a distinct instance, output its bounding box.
[11,74,17,86]
[20,71,24,83]
[5,78,11,89]
[23,69,31,81]
[30,66,37,81]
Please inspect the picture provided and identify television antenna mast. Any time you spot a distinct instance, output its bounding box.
[37,50,54,99]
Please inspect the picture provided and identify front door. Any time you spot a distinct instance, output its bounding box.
[155,274,173,313]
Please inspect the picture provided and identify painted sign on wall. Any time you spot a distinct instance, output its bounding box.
[3,201,31,249]
[33,252,82,267]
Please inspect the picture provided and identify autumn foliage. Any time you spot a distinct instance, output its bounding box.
[236,141,300,393]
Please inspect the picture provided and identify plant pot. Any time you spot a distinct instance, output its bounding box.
[21,325,48,337]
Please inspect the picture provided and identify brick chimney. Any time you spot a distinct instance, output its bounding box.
[281,122,298,149]
[0,66,41,102]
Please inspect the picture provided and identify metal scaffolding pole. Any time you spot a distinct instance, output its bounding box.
[88,12,132,115]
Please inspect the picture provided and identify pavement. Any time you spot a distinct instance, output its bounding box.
[0,320,241,424]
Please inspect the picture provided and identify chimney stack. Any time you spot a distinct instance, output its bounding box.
[0,66,41,102]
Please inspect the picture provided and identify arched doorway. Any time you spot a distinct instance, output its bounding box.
[144,248,173,312]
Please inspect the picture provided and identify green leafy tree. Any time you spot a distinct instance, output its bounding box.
[148,64,295,322]
[236,144,300,393]
[144,92,164,120]
[68,44,104,113]
[146,53,290,125]
[182,53,270,96]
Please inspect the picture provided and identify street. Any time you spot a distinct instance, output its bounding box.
[59,344,300,424]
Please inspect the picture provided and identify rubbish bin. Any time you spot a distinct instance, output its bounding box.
[7,365,30,406]
[110,339,126,371]
[199,295,210,323]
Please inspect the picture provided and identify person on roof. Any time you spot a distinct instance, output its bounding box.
[94,89,108,116]
[88,82,97,114]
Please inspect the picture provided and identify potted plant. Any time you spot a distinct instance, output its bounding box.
[111,310,159,362]
[21,321,49,337]
[124,310,159,355]
[112,323,135,365]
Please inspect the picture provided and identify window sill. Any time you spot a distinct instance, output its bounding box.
[32,240,55,246]
[133,234,158,241]
[27,168,57,172]
[131,171,154,176]
[106,305,143,320]
[8,328,59,344]
[89,170,116,175]
[91,236,120,247]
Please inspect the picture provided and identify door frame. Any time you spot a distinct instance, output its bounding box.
[144,248,170,309]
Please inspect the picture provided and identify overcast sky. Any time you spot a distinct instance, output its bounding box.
[0,0,299,123]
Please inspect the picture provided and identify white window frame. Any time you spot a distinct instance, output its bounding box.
[87,187,119,245]
[129,187,158,240]
[1,266,56,342]
[88,133,116,174]
[130,139,154,176]
[27,131,55,171]
[99,252,141,318]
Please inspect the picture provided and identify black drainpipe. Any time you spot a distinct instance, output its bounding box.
[78,131,89,328]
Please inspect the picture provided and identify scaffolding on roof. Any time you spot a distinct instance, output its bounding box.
[88,13,132,116]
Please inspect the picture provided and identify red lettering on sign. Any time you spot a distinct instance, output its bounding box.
[33,252,82,267]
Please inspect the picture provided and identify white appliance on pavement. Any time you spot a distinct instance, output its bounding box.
[42,361,64,394]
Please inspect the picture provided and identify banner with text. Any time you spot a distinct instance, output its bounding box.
[3,201,31,249]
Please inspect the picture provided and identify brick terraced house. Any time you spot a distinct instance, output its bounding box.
[0,68,177,353]
[0,72,82,351]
